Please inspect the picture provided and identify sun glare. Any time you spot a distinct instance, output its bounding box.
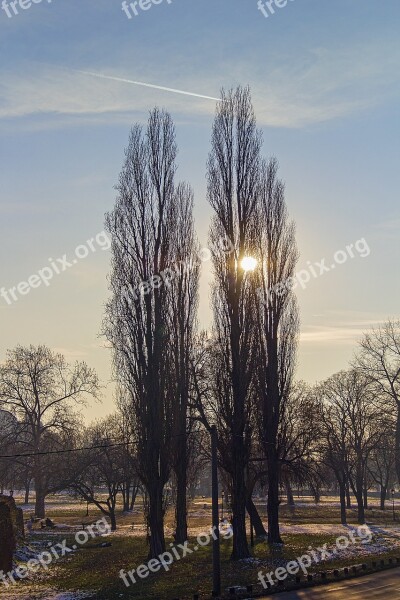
[241,256,257,272]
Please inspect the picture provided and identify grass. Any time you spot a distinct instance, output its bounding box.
[7,493,400,599]
[14,530,399,599]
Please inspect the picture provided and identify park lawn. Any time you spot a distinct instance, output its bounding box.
[19,493,400,529]
[9,493,400,599]
[277,503,400,526]
[9,530,397,600]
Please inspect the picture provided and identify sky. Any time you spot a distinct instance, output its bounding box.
[0,0,399,420]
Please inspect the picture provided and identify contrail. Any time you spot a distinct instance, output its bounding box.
[76,70,221,102]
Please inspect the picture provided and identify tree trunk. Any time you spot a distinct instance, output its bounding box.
[380,486,387,510]
[266,446,282,545]
[286,480,295,507]
[353,463,366,524]
[35,489,46,519]
[395,406,400,485]
[122,481,133,512]
[356,494,365,524]
[122,487,128,512]
[363,487,368,509]
[339,482,347,525]
[355,484,365,524]
[231,462,251,559]
[175,457,188,544]
[264,334,283,546]
[130,484,138,511]
[246,497,267,538]
[109,510,117,532]
[147,484,166,559]
[34,455,46,518]
[229,336,251,560]
[310,483,321,504]
[345,480,352,508]
[24,480,31,505]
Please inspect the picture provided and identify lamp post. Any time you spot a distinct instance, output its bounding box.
[211,425,221,596]
[221,491,225,521]
[391,488,396,522]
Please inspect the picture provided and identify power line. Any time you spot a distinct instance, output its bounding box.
[0,441,132,459]
[0,431,267,460]
[0,432,188,459]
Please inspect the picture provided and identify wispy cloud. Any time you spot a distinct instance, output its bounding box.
[248,41,400,127]
[0,37,398,129]
[372,217,400,241]
[301,312,388,345]
[301,327,366,345]
[0,64,221,126]
[52,347,87,359]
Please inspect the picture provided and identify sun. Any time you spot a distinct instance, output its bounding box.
[240,256,258,272]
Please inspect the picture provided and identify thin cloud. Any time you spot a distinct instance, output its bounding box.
[300,315,387,345]
[300,327,366,345]
[0,37,398,128]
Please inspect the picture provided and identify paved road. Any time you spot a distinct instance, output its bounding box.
[261,568,400,599]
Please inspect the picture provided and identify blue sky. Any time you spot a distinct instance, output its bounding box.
[0,0,399,419]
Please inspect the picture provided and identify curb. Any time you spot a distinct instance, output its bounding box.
[178,556,400,599]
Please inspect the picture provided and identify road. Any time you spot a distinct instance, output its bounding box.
[261,568,400,599]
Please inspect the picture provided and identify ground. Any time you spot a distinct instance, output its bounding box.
[1,493,400,600]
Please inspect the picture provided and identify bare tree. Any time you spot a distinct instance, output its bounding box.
[70,418,126,531]
[0,410,19,494]
[254,158,299,544]
[167,183,200,543]
[104,109,184,557]
[355,319,400,483]
[319,370,382,524]
[0,345,99,517]
[278,382,323,504]
[115,394,141,512]
[368,417,396,510]
[319,384,350,525]
[207,86,261,559]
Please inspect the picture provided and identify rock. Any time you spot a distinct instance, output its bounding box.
[0,494,25,573]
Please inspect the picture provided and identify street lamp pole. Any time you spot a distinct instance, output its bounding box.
[392,489,396,522]
[211,425,221,596]
[221,491,225,521]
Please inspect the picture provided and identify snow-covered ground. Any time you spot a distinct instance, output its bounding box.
[5,497,400,599]
[2,524,399,599]
[0,589,93,600]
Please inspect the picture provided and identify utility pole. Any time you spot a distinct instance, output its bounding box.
[211,425,221,596]
[247,462,254,547]
[392,489,396,522]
